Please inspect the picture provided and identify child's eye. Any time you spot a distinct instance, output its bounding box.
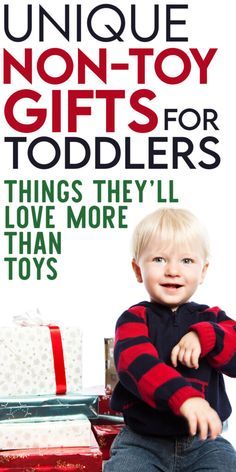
[153,257,165,263]
[182,258,194,264]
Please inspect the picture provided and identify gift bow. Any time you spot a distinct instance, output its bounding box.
[10,310,67,395]
[13,309,48,326]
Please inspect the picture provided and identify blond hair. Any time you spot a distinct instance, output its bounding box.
[132,208,209,262]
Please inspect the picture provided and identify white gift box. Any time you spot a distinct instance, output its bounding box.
[0,416,91,450]
[0,326,82,395]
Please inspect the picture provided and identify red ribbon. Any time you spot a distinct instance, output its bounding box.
[48,325,67,394]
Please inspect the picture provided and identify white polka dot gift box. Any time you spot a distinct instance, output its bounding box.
[0,415,91,450]
[0,314,82,396]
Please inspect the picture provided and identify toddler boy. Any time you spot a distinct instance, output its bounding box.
[104,208,236,471]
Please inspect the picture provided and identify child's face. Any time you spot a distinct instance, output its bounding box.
[132,239,208,310]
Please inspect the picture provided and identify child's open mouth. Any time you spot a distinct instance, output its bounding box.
[161,284,183,289]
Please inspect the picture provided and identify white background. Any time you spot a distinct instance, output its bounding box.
[0,0,235,446]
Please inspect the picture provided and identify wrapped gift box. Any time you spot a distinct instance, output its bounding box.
[91,414,124,426]
[0,436,102,471]
[0,394,98,422]
[0,415,91,450]
[98,394,122,417]
[80,387,122,418]
[0,326,82,396]
[92,424,124,460]
[104,338,118,391]
[0,468,81,471]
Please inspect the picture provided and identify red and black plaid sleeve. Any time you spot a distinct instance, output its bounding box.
[114,305,204,416]
[190,307,236,376]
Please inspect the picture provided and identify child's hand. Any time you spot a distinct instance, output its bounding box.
[171,331,201,369]
[179,397,222,440]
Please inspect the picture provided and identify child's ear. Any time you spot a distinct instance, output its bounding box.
[200,261,209,283]
[132,259,143,283]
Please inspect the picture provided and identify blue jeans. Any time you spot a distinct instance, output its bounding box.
[104,426,236,472]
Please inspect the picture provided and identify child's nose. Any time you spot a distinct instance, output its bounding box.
[165,261,180,276]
